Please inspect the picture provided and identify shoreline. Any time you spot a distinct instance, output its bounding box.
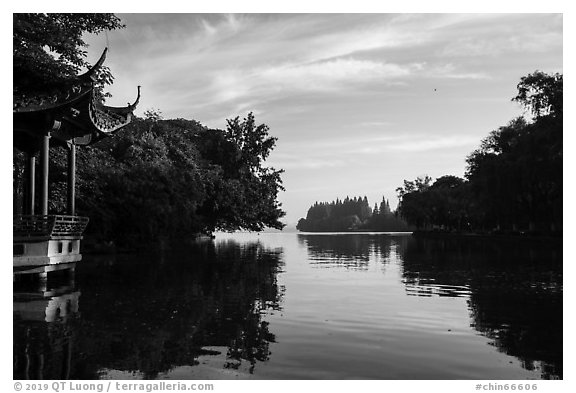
[411,230,562,241]
[294,229,562,242]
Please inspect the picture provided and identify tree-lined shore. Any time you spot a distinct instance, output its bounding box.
[396,72,562,236]
[297,71,562,236]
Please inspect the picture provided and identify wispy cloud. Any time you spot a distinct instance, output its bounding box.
[427,63,490,80]
[268,133,480,172]
[380,135,480,152]
[280,133,477,151]
[201,58,490,111]
[270,156,352,170]
[358,121,395,127]
[104,13,522,117]
[209,58,420,104]
[262,58,413,85]
[436,14,563,58]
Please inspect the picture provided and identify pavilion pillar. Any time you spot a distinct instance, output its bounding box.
[40,134,50,216]
[67,142,76,216]
[25,153,36,215]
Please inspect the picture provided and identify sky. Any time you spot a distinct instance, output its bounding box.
[83,13,563,226]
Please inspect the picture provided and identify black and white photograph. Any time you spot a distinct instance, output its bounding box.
[10,5,567,389]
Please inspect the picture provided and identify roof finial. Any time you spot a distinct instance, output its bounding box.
[79,48,108,81]
[128,86,141,110]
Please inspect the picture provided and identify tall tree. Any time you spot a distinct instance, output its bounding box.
[197,113,286,232]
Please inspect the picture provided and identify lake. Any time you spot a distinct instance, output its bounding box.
[13,232,562,380]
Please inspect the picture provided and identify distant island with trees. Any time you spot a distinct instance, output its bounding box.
[298,71,562,237]
[296,196,412,232]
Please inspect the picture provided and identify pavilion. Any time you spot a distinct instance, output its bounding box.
[13,48,140,277]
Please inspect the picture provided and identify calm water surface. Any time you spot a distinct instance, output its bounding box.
[13,233,562,379]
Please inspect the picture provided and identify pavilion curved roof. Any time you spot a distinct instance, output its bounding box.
[13,48,140,152]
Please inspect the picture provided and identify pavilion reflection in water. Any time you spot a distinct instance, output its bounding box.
[13,240,284,380]
[13,269,80,380]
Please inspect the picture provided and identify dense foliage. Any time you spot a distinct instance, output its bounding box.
[13,113,286,244]
[396,71,562,235]
[296,196,411,232]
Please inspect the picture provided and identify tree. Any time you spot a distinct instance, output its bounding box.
[196,113,286,232]
[396,182,432,230]
[512,70,562,232]
[396,175,467,230]
[427,176,468,231]
[465,118,528,230]
[513,71,562,120]
[396,175,432,198]
[13,13,124,97]
[143,108,164,122]
[223,113,278,172]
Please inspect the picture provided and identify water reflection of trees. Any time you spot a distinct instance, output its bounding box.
[13,240,284,379]
[398,236,562,379]
[297,234,400,270]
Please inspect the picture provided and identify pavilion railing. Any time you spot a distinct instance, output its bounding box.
[13,215,89,238]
